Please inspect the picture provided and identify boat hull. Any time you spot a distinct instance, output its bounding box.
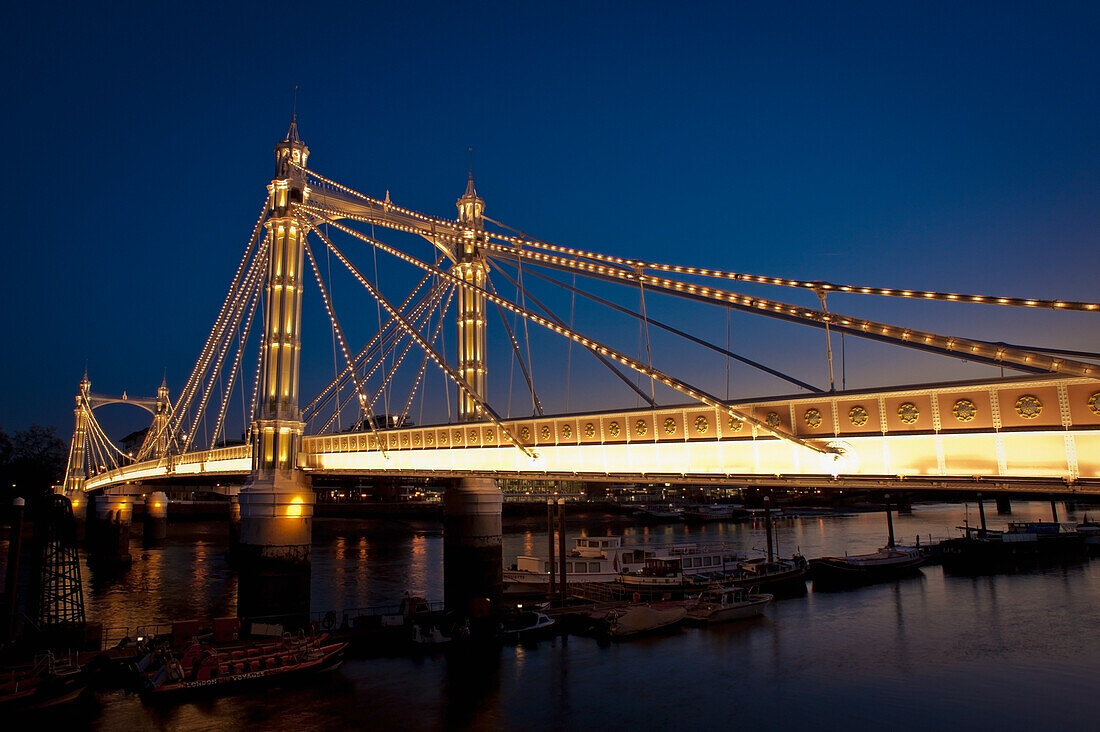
[810,550,924,588]
[685,595,772,624]
[140,641,347,702]
[940,532,1087,573]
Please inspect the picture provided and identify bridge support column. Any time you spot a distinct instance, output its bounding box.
[88,495,132,566]
[143,491,168,545]
[228,495,241,549]
[443,477,503,623]
[237,478,314,565]
[63,491,87,541]
[236,477,314,632]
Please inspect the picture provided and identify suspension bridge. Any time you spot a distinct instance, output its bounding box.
[54,118,1100,608]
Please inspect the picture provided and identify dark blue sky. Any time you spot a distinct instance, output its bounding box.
[2,1,1097,440]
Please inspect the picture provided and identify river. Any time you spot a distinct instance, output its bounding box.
[24,500,1100,730]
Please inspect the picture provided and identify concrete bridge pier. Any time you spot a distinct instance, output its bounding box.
[228,495,241,549]
[143,491,168,545]
[64,491,87,541]
[236,481,314,632]
[88,495,133,566]
[443,477,503,624]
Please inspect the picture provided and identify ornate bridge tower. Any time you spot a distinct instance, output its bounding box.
[237,119,314,567]
[455,173,488,421]
[61,373,92,495]
[444,172,504,619]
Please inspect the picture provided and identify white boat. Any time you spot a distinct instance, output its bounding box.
[505,537,743,594]
[618,543,745,591]
[500,611,557,642]
[685,586,772,624]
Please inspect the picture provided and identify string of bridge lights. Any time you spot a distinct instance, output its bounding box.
[299,206,832,455]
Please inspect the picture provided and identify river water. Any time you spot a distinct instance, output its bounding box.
[25,500,1100,729]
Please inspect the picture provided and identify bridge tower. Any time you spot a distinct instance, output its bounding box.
[61,373,91,495]
[237,118,314,568]
[444,171,504,619]
[455,172,488,421]
[150,376,171,458]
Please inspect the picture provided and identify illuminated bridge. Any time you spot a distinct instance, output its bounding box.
[63,119,1100,503]
[58,116,1100,613]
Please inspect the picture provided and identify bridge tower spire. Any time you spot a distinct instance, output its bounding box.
[236,118,314,569]
[454,162,488,421]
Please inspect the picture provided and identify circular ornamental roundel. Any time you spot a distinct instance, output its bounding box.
[804,408,823,429]
[561,424,573,439]
[728,416,743,432]
[1016,394,1042,419]
[848,405,869,427]
[635,419,649,437]
[1089,391,1100,417]
[520,426,531,441]
[897,402,920,425]
[953,399,977,423]
[663,418,677,435]
[765,412,781,429]
[584,422,596,438]
[695,416,709,434]
[608,421,621,438]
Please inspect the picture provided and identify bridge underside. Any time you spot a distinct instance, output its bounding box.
[84,376,1100,496]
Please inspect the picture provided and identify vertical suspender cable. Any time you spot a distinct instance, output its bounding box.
[638,272,656,402]
[725,306,731,400]
[565,271,576,412]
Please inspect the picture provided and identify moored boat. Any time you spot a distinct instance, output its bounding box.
[1075,515,1100,555]
[604,603,686,639]
[680,503,745,523]
[811,492,923,588]
[138,633,346,701]
[810,545,924,587]
[506,537,742,595]
[685,586,772,624]
[730,554,809,594]
[940,521,1087,573]
[0,653,86,711]
[500,611,557,642]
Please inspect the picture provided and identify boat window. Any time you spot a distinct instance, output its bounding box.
[566,563,573,572]
[703,557,712,566]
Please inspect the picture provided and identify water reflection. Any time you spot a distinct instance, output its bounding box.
[49,501,1100,729]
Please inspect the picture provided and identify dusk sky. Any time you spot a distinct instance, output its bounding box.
[3,1,1097,442]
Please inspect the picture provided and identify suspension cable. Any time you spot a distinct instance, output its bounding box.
[303,215,535,457]
[508,264,822,393]
[302,207,827,453]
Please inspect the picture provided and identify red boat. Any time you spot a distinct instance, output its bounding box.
[0,653,86,711]
[139,633,347,701]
